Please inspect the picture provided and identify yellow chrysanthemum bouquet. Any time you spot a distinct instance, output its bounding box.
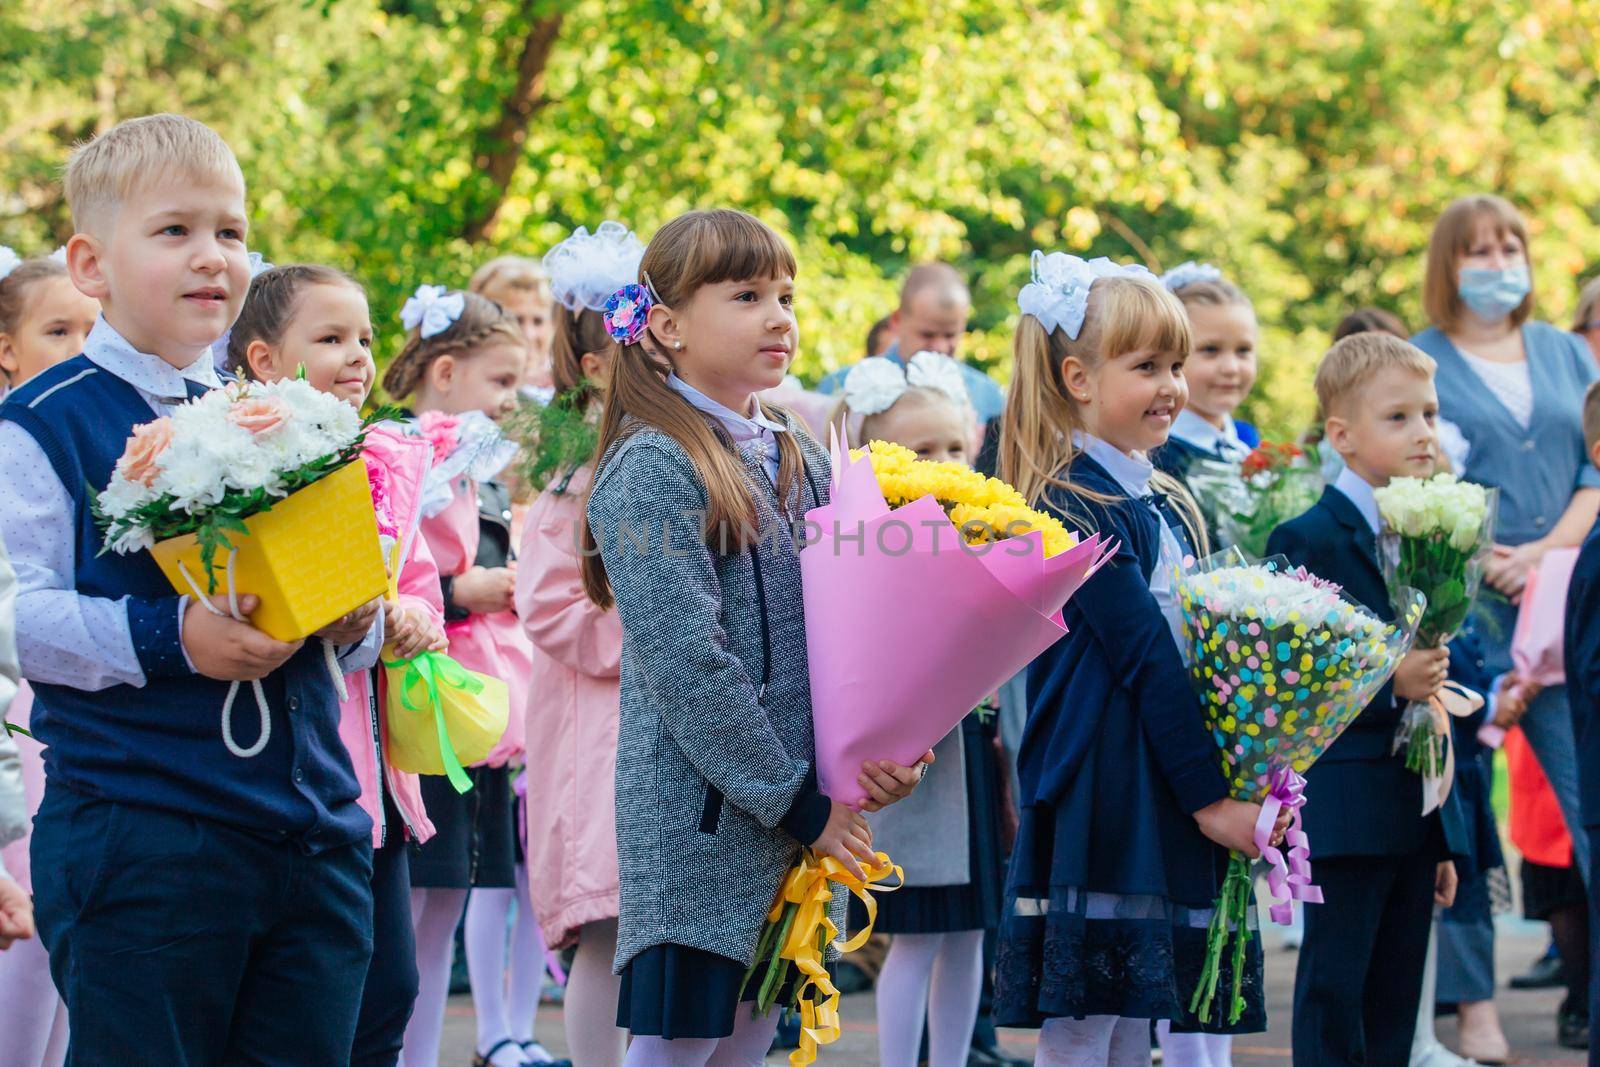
[860,439,1076,558]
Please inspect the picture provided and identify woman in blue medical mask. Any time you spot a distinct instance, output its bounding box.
[1413,193,1600,1064]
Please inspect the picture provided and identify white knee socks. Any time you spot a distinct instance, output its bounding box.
[875,930,986,1067]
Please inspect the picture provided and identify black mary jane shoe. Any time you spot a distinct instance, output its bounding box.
[519,1040,573,1067]
[1559,1008,1591,1050]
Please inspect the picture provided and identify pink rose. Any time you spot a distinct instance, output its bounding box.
[364,454,401,540]
[416,410,460,460]
[116,417,175,487]
[228,395,289,436]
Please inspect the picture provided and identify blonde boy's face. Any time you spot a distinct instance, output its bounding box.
[68,173,250,369]
[1325,366,1439,485]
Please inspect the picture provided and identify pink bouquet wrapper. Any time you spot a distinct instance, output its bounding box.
[1512,547,1579,688]
[802,434,1115,807]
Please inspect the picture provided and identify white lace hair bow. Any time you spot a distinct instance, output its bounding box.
[843,350,971,416]
[401,284,466,339]
[1160,260,1223,292]
[49,246,66,265]
[1016,251,1153,340]
[0,246,20,283]
[543,221,646,312]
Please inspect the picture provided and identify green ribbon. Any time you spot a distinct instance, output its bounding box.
[382,650,483,795]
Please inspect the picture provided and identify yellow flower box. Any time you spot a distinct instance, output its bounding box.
[149,460,388,642]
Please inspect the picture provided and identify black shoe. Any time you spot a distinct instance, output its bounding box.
[968,1042,1030,1067]
[1558,1009,1590,1050]
[1510,952,1564,990]
[771,1010,801,1051]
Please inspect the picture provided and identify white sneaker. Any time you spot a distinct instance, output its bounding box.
[1412,1038,1480,1067]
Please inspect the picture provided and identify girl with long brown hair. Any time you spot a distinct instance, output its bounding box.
[581,208,925,1060]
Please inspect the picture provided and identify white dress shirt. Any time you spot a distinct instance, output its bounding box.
[1331,464,1382,535]
[1171,408,1249,461]
[667,373,789,485]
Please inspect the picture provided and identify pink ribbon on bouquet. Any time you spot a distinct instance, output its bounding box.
[1255,766,1322,925]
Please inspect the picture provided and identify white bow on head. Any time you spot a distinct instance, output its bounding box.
[0,246,20,284]
[401,284,467,339]
[843,350,971,416]
[543,221,647,312]
[1016,251,1153,340]
[1159,260,1223,292]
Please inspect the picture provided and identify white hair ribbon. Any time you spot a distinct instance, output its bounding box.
[843,350,971,416]
[0,246,20,284]
[401,284,467,339]
[1159,260,1224,292]
[1016,251,1153,340]
[542,221,646,313]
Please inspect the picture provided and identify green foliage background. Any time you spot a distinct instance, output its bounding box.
[5,0,1598,436]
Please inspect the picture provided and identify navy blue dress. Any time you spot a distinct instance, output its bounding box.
[993,452,1265,1032]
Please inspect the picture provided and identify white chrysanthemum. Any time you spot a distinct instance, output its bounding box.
[224,445,286,495]
[98,473,157,520]
[154,445,228,511]
[107,523,155,555]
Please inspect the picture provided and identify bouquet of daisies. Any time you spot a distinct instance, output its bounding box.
[1177,552,1423,1024]
[1373,473,1496,778]
[1188,441,1325,556]
[96,376,392,643]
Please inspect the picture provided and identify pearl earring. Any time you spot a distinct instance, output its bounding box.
[674,341,682,350]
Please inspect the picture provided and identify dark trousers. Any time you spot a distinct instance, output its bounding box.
[1587,829,1600,1067]
[31,783,374,1067]
[1292,851,1437,1067]
[352,816,420,1067]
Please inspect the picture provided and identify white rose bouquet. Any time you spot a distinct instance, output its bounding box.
[1373,473,1496,776]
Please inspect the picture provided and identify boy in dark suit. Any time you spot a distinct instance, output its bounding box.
[1564,379,1600,1067]
[1267,332,1464,1067]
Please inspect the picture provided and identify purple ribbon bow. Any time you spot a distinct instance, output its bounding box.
[1255,766,1322,925]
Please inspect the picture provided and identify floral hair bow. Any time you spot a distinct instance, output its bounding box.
[843,350,971,415]
[401,284,467,340]
[0,246,20,284]
[603,272,662,345]
[1159,260,1223,292]
[1016,251,1153,340]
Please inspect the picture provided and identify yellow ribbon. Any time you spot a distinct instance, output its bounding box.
[1420,679,1485,816]
[757,849,903,1065]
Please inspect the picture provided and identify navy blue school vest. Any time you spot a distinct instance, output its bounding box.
[0,356,369,851]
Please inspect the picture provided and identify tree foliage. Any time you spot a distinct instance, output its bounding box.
[4,0,1597,433]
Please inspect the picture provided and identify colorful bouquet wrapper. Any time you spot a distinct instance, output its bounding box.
[801,432,1115,808]
[383,649,509,793]
[1177,550,1424,1024]
[150,459,388,642]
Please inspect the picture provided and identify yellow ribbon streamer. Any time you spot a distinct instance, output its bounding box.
[762,850,903,1066]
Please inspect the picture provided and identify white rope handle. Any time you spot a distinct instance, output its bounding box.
[176,553,271,759]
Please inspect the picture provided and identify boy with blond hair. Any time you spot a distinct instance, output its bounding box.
[1267,333,1468,1067]
[0,113,381,1064]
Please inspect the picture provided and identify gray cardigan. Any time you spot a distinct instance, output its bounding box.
[587,415,846,971]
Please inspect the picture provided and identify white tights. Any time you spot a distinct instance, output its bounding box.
[465,865,550,1061]
[398,886,469,1067]
[1156,1021,1233,1067]
[1037,1015,1151,1067]
[874,930,986,1067]
[620,1008,779,1067]
[565,919,626,1067]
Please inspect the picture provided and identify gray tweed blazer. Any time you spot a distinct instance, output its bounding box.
[587,414,847,971]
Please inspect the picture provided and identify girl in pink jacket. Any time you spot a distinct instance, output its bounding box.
[512,222,642,1067]
[229,263,449,1067]
[381,289,564,1067]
